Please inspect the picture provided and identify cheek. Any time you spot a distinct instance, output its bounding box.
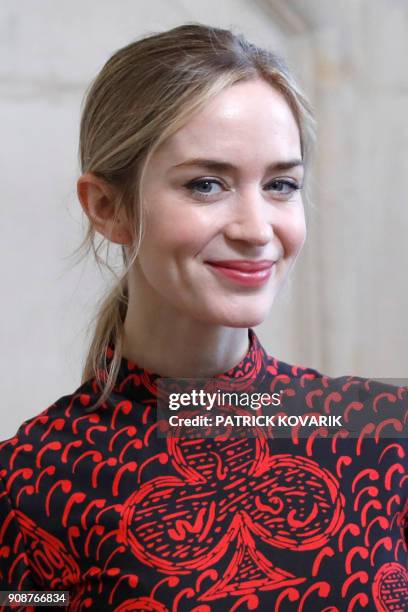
[144,200,215,257]
[139,208,210,272]
[279,209,307,256]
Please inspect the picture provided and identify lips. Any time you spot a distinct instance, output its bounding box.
[206,260,274,272]
[205,259,275,288]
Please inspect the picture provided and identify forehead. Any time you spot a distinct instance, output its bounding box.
[156,79,301,165]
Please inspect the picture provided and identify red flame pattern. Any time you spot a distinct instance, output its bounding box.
[0,329,407,611]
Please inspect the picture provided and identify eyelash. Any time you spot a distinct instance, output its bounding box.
[184,178,301,200]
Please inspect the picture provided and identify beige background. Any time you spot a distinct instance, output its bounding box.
[1,0,407,438]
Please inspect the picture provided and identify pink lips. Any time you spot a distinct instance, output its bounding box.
[206,259,275,287]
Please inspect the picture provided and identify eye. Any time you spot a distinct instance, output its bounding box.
[265,178,301,199]
[184,178,224,199]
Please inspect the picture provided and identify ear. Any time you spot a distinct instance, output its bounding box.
[76,172,133,245]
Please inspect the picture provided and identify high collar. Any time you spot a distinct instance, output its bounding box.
[104,328,269,401]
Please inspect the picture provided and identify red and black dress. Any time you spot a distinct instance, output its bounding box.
[0,329,407,611]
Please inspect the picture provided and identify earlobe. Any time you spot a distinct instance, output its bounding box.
[77,173,133,245]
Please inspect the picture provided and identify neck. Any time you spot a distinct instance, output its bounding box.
[121,276,250,378]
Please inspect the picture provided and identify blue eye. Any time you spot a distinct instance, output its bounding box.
[184,177,301,201]
[265,179,300,197]
[185,179,223,197]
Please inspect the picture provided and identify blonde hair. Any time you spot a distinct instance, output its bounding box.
[75,23,315,408]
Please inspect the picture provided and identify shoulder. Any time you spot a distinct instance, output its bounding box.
[0,378,101,477]
[268,355,408,437]
[269,351,407,399]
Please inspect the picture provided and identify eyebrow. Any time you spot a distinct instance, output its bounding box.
[172,157,304,173]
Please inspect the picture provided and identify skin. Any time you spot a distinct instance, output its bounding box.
[77,78,306,377]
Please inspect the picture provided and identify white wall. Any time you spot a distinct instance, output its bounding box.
[285,0,408,377]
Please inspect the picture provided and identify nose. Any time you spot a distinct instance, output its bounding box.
[223,188,274,246]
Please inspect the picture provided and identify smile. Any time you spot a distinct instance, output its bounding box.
[205,260,275,287]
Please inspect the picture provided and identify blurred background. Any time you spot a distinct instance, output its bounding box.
[1,0,407,437]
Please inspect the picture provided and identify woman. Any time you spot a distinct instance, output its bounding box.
[0,24,407,612]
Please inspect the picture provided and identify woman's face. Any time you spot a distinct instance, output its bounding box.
[132,78,306,327]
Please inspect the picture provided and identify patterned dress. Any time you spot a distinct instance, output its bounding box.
[0,329,407,611]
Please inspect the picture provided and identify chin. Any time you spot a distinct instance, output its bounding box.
[209,306,271,329]
[227,315,268,328]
